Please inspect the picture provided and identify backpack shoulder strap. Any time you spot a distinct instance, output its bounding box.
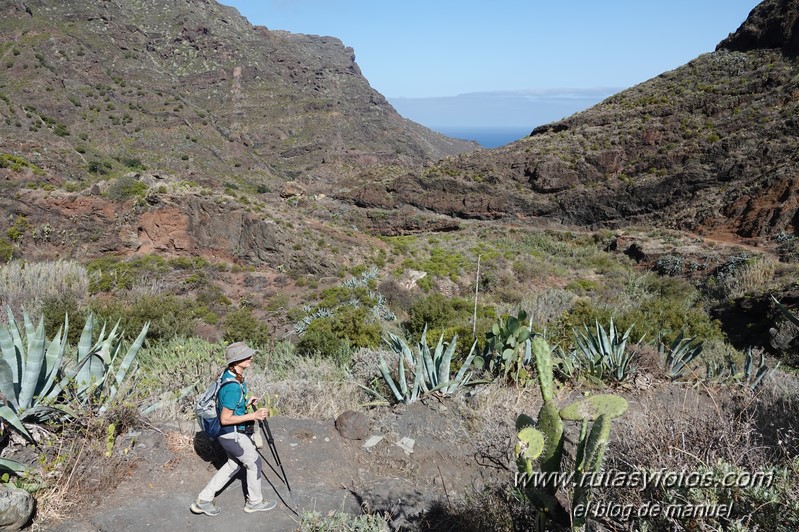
[217,378,245,410]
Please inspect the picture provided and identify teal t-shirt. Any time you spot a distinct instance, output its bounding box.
[218,369,246,416]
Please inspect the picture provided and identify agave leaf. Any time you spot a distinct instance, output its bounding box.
[597,320,611,358]
[17,316,46,411]
[420,329,436,386]
[415,342,428,396]
[97,320,121,365]
[450,341,479,393]
[398,349,408,399]
[102,322,149,410]
[77,313,95,360]
[0,358,19,411]
[4,308,23,386]
[438,334,457,389]
[0,404,32,440]
[0,323,18,386]
[0,457,27,474]
[773,295,799,327]
[39,322,68,401]
[378,354,403,402]
[429,332,445,387]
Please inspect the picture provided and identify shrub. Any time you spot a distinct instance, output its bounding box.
[5,215,29,242]
[87,160,107,175]
[296,306,380,365]
[295,318,350,365]
[90,294,196,341]
[0,259,89,319]
[222,307,270,346]
[0,238,15,263]
[136,336,222,408]
[106,175,148,201]
[405,293,495,359]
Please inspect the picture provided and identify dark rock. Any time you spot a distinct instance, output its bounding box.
[717,0,799,56]
[334,410,369,440]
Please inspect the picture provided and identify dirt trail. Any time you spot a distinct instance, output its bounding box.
[47,403,496,532]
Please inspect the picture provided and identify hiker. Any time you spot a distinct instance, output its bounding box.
[191,341,277,516]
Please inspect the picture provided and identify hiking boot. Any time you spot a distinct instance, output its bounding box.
[243,499,277,513]
[190,499,220,516]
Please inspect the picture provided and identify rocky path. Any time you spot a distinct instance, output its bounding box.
[47,403,498,531]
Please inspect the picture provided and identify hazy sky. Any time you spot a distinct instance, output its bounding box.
[221,0,760,99]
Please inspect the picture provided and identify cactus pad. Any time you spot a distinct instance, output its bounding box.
[515,426,545,474]
[559,394,628,421]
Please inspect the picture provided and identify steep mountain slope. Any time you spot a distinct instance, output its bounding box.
[0,0,475,189]
[343,0,799,241]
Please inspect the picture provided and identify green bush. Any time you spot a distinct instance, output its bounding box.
[6,215,29,242]
[136,336,222,402]
[296,319,350,365]
[90,294,196,341]
[106,175,148,201]
[0,238,15,262]
[87,160,107,175]
[555,271,722,347]
[222,307,270,346]
[87,255,170,293]
[405,293,495,358]
[296,306,381,366]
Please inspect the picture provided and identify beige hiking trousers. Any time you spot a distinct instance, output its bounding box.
[198,431,264,504]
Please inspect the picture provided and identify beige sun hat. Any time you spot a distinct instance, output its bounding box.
[225,341,257,365]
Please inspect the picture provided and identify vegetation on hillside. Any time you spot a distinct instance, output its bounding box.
[0,221,797,530]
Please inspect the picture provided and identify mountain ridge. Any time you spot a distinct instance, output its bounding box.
[341,0,799,244]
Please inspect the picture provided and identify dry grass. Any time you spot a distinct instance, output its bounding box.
[254,356,365,419]
[0,259,89,318]
[29,415,135,530]
[718,255,778,300]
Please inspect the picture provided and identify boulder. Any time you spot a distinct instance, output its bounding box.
[334,411,369,440]
[0,484,34,531]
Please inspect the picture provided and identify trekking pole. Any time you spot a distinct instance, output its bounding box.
[259,418,291,493]
[250,403,292,493]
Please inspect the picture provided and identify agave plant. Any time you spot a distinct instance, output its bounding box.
[662,332,703,378]
[366,327,479,404]
[0,307,69,438]
[704,347,779,391]
[739,347,779,391]
[572,319,638,382]
[58,313,149,413]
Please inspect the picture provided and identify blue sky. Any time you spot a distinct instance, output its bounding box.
[221,1,760,144]
[222,1,759,98]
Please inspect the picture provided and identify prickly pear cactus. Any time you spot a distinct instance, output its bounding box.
[559,393,628,422]
[532,335,554,402]
[573,414,612,526]
[515,425,545,475]
[537,401,564,478]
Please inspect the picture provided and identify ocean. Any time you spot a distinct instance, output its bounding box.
[432,126,532,148]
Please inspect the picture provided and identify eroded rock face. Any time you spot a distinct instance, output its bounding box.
[717,0,799,56]
[0,188,333,273]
